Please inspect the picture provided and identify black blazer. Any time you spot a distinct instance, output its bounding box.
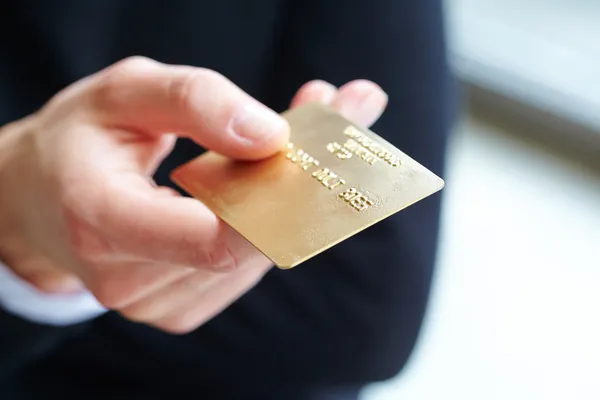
[0,0,455,397]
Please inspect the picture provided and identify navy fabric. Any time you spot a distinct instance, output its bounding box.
[0,0,455,397]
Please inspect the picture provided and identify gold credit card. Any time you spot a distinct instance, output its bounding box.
[170,103,444,269]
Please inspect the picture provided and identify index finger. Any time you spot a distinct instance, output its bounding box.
[88,57,290,161]
[96,180,263,271]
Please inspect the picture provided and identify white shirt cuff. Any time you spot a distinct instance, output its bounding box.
[0,261,107,326]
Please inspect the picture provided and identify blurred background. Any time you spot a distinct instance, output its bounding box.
[365,0,600,398]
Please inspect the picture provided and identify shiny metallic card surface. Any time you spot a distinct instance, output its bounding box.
[170,103,444,269]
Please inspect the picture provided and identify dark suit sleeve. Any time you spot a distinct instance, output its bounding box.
[0,309,90,381]
[256,0,455,381]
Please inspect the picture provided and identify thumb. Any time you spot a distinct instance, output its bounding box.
[87,57,290,160]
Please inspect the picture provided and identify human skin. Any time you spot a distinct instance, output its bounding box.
[0,56,387,334]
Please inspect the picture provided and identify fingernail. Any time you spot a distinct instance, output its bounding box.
[231,102,289,143]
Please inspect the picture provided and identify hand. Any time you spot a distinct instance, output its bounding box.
[0,56,387,333]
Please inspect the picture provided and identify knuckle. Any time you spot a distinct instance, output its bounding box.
[167,68,223,111]
[58,179,120,266]
[159,318,200,335]
[92,56,158,110]
[113,56,157,72]
[61,201,112,265]
[90,280,129,309]
[219,245,240,271]
[118,307,150,323]
[176,236,238,271]
[176,238,208,268]
[118,296,170,323]
[91,78,123,112]
[202,243,239,271]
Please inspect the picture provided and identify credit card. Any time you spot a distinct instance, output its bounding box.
[170,102,444,269]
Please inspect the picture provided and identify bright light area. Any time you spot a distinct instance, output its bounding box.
[363,112,600,399]
[363,2,600,397]
[447,0,600,131]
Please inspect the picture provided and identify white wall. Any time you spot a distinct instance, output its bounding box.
[447,0,600,133]
[364,112,600,399]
